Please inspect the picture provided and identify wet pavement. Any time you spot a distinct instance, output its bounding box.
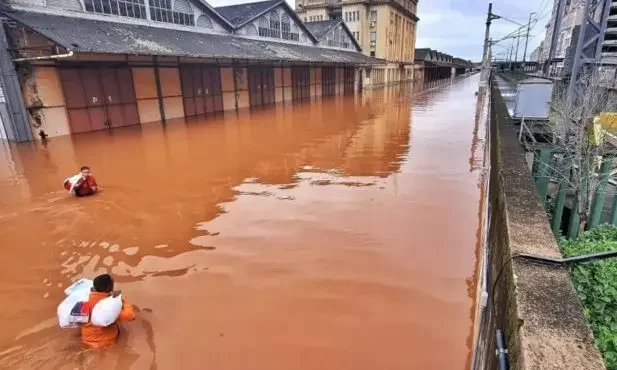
[0,74,485,370]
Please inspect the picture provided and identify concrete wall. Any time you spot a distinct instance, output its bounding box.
[21,66,71,137]
[474,80,605,369]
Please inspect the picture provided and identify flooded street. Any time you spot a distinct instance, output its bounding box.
[0,74,485,370]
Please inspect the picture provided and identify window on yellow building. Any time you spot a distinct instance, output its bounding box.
[370,10,377,22]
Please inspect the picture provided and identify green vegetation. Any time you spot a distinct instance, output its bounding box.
[560,225,617,369]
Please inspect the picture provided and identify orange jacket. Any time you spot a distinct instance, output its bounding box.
[80,292,136,348]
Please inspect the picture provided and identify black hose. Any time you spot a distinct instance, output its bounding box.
[496,330,509,370]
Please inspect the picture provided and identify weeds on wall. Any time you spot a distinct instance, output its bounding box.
[561,225,617,369]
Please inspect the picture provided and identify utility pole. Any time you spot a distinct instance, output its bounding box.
[480,3,500,86]
[544,0,565,76]
[514,33,521,65]
[508,41,514,70]
[522,12,536,70]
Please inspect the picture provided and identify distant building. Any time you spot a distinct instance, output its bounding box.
[539,0,617,79]
[530,41,545,63]
[295,0,418,85]
[413,48,472,85]
[539,0,585,76]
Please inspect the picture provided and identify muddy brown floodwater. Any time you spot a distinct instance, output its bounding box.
[0,74,485,370]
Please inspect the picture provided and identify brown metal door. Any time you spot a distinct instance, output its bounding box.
[79,69,107,131]
[60,66,140,133]
[248,67,262,107]
[116,67,139,126]
[180,67,196,116]
[100,68,124,127]
[59,68,91,133]
[192,67,205,116]
[343,67,353,95]
[292,67,300,101]
[303,68,310,100]
[263,68,275,106]
[292,67,310,102]
[321,67,330,97]
[210,67,223,112]
[202,67,214,114]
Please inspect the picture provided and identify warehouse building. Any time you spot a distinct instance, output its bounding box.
[0,0,376,140]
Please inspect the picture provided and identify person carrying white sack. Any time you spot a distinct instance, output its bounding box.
[81,273,136,348]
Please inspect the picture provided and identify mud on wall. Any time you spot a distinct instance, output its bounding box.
[21,66,71,138]
[474,80,605,369]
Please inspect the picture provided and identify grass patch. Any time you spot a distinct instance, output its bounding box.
[560,225,617,369]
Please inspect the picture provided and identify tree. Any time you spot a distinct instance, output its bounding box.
[543,67,617,237]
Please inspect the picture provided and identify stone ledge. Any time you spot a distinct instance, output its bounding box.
[481,79,605,369]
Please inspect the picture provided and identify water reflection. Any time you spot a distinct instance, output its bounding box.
[0,76,482,370]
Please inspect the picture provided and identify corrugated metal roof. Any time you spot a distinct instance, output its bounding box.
[214,0,278,27]
[5,9,378,65]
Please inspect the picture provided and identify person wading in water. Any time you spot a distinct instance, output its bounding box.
[81,274,136,348]
[64,166,99,197]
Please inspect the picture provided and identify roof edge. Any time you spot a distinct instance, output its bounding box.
[193,0,235,30]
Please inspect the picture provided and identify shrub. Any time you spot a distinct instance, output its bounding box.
[560,225,617,369]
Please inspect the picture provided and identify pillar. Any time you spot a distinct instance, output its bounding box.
[589,160,613,229]
[0,28,32,141]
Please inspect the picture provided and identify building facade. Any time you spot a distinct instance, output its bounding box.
[539,0,617,81]
[530,41,545,63]
[539,0,585,75]
[0,0,377,141]
[295,0,418,86]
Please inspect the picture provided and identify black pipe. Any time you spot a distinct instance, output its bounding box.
[496,330,509,370]
[515,249,617,268]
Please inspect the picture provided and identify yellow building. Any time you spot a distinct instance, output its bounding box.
[296,0,418,86]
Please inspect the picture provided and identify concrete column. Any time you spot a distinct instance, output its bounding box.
[589,160,612,229]
[0,27,32,142]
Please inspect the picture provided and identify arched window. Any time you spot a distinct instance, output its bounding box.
[196,15,213,28]
[244,24,258,36]
[269,10,281,38]
[281,13,291,40]
[259,17,269,37]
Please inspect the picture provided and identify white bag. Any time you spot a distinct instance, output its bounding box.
[57,288,91,328]
[90,295,123,327]
[64,278,93,296]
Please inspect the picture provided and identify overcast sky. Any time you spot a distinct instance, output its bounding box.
[207,0,553,62]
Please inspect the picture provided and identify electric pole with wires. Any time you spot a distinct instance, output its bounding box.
[480,3,500,87]
[522,12,536,69]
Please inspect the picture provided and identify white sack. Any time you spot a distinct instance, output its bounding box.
[90,295,123,327]
[57,288,90,328]
[64,278,93,296]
